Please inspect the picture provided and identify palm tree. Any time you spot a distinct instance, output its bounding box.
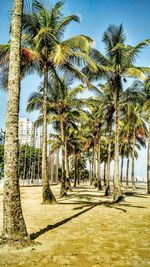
[27,76,85,196]
[83,24,150,201]
[0,0,94,204]
[122,102,147,189]
[143,80,150,193]
[48,81,85,196]
[83,94,105,189]
[22,0,94,203]
[99,82,115,195]
[2,0,28,241]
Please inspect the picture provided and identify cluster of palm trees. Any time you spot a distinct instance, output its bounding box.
[0,0,149,241]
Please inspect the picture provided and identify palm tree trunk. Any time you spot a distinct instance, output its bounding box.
[73,151,77,188]
[126,157,129,189]
[55,148,59,183]
[65,140,71,190]
[93,140,97,187]
[105,125,112,196]
[97,137,102,190]
[50,154,54,183]
[42,64,56,204]
[103,162,106,185]
[131,129,136,190]
[2,0,27,240]
[37,131,42,183]
[28,144,32,184]
[113,81,122,201]
[147,124,150,194]
[89,159,92,185]
[120,155,124,184]
[60,118,67,196]
[23,145,27,183]
[77,153,81,185]
[91,158,94,185]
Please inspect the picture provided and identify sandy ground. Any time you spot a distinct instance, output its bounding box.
[0,183,150,267]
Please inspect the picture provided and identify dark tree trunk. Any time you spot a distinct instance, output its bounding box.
[65,140,71,191]
[131,129,136,190]
[103,162,106,185]
[55,148,59,183]
[73,151,77,188]
[120,155,124,184]
[97,137,102,190]
[89,160,92,185]
[126,157,129,189]
[93,140,98,187]
[105,125,112,196]
[60,118,67,197]
[91,147,94,185]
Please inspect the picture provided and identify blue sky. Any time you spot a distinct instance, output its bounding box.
[0,0,150,178]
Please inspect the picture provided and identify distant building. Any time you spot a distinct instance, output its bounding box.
[19,118,35,146]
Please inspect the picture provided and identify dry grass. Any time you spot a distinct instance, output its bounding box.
[0,183,150,267]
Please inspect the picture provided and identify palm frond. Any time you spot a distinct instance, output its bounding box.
[55,15,80,38]
[62,35,94,53]
[127,39,150,63]
[125,67,148,81]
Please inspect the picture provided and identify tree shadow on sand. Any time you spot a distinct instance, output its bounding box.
[30,185,147,241]
[30,200,130,240]
[30,204,96,240]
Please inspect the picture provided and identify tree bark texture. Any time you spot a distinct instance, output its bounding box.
[2,0,27,240]
[113,78,122,201]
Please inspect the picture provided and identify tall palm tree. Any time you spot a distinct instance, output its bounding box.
[99,82,115,195]
[83,94,105,189]
[2,0,27,241]
[142,80,150,193]
[83,24,150,201]
[22,0,94,203]
[48,82,85,196]
[0,0,94,204]
[27,76,85,196]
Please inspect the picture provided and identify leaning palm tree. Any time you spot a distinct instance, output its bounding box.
[83,24,150,201]
[2,0,28,241]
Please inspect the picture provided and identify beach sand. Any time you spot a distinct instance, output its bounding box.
[0,183,150,267]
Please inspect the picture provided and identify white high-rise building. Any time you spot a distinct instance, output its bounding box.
[19,118,35,146]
